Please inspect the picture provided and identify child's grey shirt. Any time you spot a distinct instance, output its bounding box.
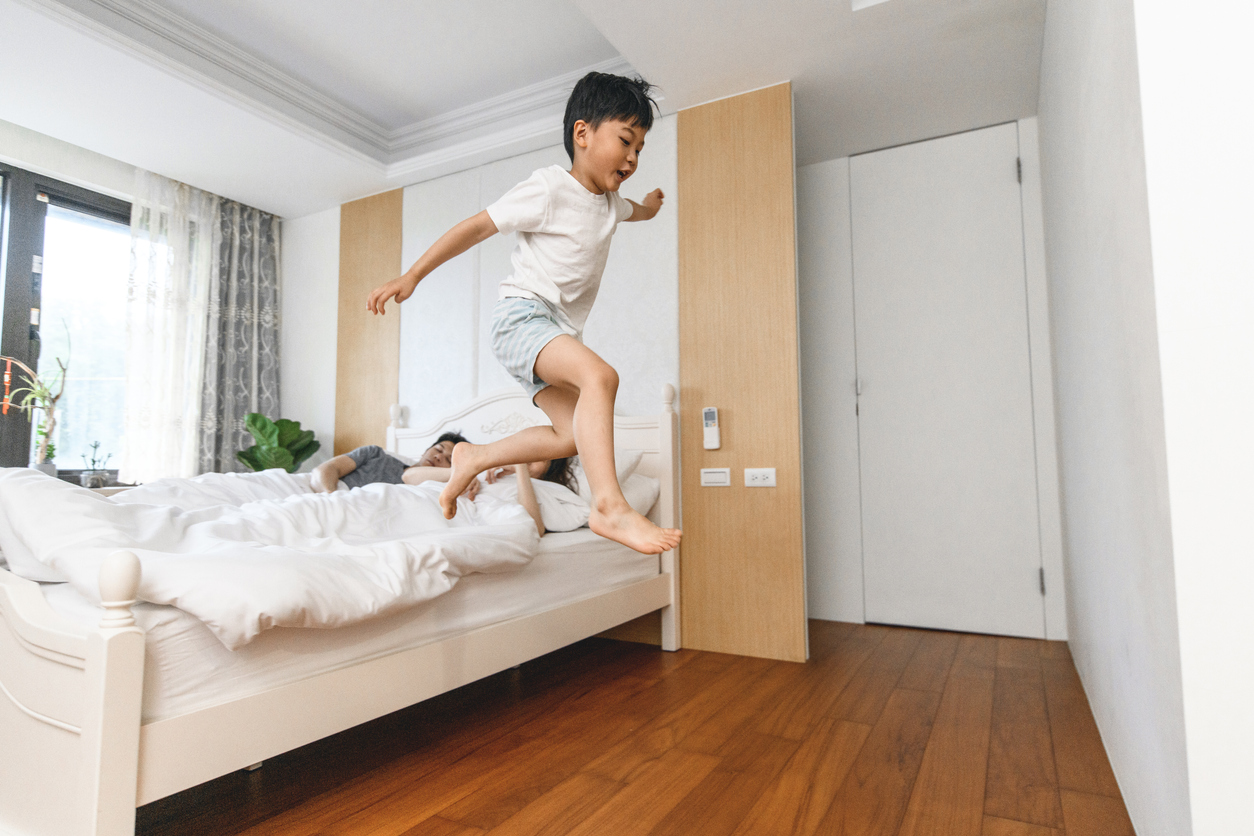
[342,445,407,488]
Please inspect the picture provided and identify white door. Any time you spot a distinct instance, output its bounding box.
[851,123,1045,638]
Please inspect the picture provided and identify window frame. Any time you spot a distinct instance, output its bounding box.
[0,163,130,467]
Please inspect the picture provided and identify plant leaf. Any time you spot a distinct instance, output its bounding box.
[255,446,295,472]
[288,438,320,472]
[244,413,279,447]
[236,447,264,472]
[275,418,303,449]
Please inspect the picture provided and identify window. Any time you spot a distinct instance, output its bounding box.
[36,205,130,467]
[0,164,130,469]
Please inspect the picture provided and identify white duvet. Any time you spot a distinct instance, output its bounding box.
[0,469,539,649]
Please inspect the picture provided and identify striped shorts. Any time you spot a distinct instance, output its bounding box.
[490,296,571,399]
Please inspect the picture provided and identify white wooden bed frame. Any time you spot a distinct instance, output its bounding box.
[0,385,681,836]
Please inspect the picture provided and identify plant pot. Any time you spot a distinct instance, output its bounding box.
[80,469,110,489]
[30,461,56,477]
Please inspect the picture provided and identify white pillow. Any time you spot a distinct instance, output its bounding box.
[572,450,644,503]
[621,473,661,518]
[532,479,591,532]
[478,476,591,532]
[0,471,68,582]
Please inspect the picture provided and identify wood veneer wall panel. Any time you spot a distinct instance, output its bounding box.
[677,83,807,662]
[336,190,403,454]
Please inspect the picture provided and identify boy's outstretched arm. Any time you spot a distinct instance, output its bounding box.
[367,210,499,314]
[625,188,665,222]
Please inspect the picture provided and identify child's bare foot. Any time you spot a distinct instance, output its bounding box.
[439,442,488,519]
[590,503,682,555]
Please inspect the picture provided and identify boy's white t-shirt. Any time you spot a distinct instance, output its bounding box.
[487,165,633,338]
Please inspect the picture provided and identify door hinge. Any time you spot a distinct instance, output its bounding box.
[32,255,43,274]
[1039,567,1046,595]
[1017,158,1023,184]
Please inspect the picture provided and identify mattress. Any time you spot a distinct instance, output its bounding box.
[39,530,657,723]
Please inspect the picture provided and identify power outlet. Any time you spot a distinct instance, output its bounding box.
[744,467,776,487]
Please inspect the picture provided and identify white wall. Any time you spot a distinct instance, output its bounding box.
[583,112,679,417]
[797,157,864,623]
[398,113,679,430]
[1134,4,1254,835]
[279,206,340,470]
[0,117,135,199]
[1035,2,1191,834]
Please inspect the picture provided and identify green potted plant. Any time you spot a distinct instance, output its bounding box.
[81,441,112,488]
[237,413,320,473]
[1,352,67,476]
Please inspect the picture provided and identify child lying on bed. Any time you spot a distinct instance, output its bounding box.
[311,434,578,535]
[310,432,471,494]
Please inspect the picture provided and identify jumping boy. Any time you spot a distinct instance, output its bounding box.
[366,72,682,555]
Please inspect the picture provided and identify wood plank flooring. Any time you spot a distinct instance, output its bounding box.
[136,622,1135,836]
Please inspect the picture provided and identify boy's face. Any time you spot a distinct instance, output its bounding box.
[571,118,647,194]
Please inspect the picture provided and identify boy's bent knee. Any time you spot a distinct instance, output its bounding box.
[588,363,618,393]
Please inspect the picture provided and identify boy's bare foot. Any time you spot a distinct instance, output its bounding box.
[439,442,488,519]
[590,504,682,555]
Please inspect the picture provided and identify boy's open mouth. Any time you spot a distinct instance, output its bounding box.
[616,169,630,180]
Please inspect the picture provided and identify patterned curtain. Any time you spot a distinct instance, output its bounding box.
[197,199,281,473]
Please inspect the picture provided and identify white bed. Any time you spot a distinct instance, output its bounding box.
[0,385,680,836]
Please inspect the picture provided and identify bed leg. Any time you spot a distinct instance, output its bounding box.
[81,551,145,836]
[660,549,680,652]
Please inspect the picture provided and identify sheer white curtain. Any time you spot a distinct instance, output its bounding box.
[119,171,219,483]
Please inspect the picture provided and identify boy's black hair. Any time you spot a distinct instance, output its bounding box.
[563,72,658,161]
[434,431,469,447]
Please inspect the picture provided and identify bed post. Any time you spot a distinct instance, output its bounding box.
[659,384,681,651]
[386,403,407,453]
[80,550,145,836]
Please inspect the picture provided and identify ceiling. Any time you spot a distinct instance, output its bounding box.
[0,0,1046,218]
[575,0,1048,166]
[153,0,620,131]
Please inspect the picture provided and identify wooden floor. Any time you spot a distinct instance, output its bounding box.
[137,621,1135,836]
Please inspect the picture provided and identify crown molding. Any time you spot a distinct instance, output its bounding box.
[18,0,390,162]
[20,0,633,177]
[387,56,633,158]
[386,115,565,185]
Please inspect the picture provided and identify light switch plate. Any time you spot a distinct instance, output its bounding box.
[700,468,731,487]
[744,467,776,487]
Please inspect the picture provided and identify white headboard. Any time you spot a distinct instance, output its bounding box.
[387,385,679,530]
